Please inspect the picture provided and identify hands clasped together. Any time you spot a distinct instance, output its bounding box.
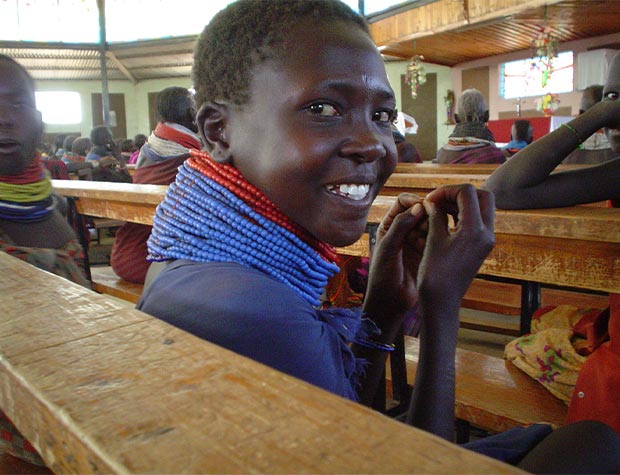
[365,184,495,331]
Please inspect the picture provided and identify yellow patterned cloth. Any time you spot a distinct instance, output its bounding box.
[504,305,607,403]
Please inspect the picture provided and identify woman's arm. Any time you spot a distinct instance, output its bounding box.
[483,100,620,209]
[356,186,495,440]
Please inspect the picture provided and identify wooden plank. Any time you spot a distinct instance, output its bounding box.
[482,233,620,293]
[90,266,143,304]
[0,253,520,474]
[399,336,568,434]
[53,182,620,292]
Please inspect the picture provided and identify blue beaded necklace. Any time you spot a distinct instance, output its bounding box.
[148,154,340,307]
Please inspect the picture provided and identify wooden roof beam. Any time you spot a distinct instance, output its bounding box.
[105,50,137,84]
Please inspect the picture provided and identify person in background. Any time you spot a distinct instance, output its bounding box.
[563,84,620,164]
[135,87,200,168]
[119,138,135,163]
[85,125,120,164]
[502,119,533,158]
[71,137,92,162]
[392,124,422,163]
[83,125,131,182]
[128,133,147,165]
[60,134,79,164]
[483,52,620,440]
[0,53,89,472]
[435,88,506,164]
[52,133,67,158]
[110,86,200,284]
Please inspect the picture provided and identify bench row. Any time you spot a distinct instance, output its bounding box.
[0,252,518,474]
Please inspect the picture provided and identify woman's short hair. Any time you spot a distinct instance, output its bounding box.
[457,89,487,122]
[192,0,368,109]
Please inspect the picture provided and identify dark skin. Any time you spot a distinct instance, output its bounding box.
[483,53,620,209]
[0,59,75,248]
[197,19,495,439]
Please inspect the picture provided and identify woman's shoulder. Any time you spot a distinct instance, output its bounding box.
[139,260,312,319]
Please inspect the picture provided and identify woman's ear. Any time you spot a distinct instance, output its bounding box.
[196,102,231,162]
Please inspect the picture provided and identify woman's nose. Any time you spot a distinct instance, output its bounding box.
[339,129,387,163]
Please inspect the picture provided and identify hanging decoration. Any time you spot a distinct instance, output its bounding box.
[444,90,456,125]
[531,25,559,88]
[405,55,427,99]
[536,92,560,116]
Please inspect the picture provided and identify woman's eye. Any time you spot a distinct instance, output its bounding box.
[373,110,394,123]
[308,103,339,116]
[604,91,619,100]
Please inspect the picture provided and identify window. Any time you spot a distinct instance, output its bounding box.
[35,92,82,125]
[500,51,574,99]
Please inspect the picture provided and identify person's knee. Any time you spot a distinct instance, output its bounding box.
[519,420,620,474]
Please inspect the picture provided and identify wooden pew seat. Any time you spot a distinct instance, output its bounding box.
[391,336,568,434]
[90,266,143,304]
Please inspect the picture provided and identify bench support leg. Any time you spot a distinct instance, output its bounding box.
[456,419,471,444]
[520,281,541,335]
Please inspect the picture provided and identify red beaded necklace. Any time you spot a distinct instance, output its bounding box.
[187,149,338,264]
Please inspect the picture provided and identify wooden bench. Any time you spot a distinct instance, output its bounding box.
[389,336,568,435]
[90,266,143,304]
[53,180,620,333]
[51,180,619,441]
[0,253,519,474]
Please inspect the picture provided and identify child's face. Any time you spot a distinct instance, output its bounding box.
[604,55,620,152]
[226,20,397,247]
[0,61,42,175]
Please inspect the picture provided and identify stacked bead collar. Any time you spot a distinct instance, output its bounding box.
[147,149,340,307]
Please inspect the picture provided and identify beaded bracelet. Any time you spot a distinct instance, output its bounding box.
[354,337,396,352]
[561,123,583,144]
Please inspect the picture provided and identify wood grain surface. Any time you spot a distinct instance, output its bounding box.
[0,253,521,474]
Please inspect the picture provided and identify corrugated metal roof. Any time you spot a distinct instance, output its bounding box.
[1,1,619,81]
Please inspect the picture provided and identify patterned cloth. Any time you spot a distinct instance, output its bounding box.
[135,122,200,168]
[436,142,506,164]
[504,304,608,404]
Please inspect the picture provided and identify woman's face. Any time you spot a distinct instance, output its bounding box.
[224,20,397,247]
[604,55,620,152]
[0,60,42,175]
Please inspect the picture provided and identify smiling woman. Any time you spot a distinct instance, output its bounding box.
[136,0,495,446]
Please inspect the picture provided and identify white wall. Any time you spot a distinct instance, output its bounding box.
[34,77,192,140]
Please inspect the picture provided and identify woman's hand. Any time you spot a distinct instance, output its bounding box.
[417,184,495,314]
[364,193,429,317]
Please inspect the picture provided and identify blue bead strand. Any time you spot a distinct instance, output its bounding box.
[148,162,339,307]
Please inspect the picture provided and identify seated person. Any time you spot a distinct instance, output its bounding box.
[59,134,78,164]
[502,119,533,158]
[137,3,619,473]
[111,86,200,284]
[563,84,620,164]
[86,125,121,164]
[119,138,136,164]
[392,124,422,163]
[435,88,506,164]
[65,136,95,175]
[128,133,147,165]
[0,54,89,469]
[483,51,620,436]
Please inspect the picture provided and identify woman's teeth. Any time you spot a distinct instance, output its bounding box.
[327,184,370,201]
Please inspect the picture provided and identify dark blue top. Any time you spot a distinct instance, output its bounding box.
[137,260,377,400]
